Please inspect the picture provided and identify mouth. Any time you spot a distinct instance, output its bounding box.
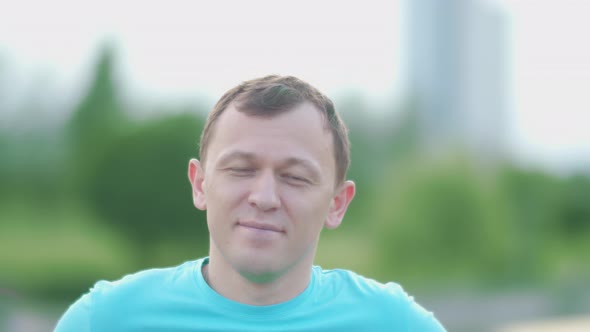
[237,220,284,233]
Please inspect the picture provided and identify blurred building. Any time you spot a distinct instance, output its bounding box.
[404,0,510,160]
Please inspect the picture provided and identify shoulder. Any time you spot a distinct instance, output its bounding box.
[119,259,199,284]
[314,266,407,303]
[55,259,202,331]
[313,267,446,331]
[89,259,200,306]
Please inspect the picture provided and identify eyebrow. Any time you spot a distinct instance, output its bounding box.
[282,157,322,181]
[216,151,322,180]
[216,151,257,166]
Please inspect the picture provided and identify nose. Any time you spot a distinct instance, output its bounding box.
[248,170,281,211]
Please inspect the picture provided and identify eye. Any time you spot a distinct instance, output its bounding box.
[228,168,255,177]
[282,174,309,185]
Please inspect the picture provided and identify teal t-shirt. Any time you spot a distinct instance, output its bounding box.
[54,258,445,331]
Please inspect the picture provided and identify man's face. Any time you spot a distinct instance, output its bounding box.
[189,102,354,281]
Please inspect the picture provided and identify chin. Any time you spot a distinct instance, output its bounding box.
[233,254,285,283]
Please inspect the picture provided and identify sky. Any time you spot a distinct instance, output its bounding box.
[508,0,590,172]
[0,0,589,173]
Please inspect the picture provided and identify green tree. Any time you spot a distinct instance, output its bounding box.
[65,44,127,191]
[87,113,208,265]
[557,174,590,238]
[550,174,590,280]
[372,158,516,287]
[497,166,563,282]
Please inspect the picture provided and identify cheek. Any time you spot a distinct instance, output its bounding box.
[206,177,249,206]
[283,188,333,221]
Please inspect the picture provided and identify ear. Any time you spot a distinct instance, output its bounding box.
[325,180,356,229]
[188,158,207,210]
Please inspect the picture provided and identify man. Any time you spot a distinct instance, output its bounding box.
[55,75,445,331]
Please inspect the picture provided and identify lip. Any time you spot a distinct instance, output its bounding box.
[237,220,284,233]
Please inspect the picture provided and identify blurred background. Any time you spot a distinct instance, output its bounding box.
[1,0,589,331]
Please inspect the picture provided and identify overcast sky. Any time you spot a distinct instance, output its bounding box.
[1,0,589,172]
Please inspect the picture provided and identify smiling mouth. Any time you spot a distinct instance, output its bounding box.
[238,221,284,233]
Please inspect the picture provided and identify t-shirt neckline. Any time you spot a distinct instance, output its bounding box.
[192,257,316,319]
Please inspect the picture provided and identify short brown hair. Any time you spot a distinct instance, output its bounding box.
[199,75,350,185]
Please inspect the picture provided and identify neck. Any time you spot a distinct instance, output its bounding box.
[202,249,315,306]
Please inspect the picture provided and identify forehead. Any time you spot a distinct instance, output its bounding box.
[205,103,336,171]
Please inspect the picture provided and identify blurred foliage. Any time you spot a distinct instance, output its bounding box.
[372,158,516,286]
[65,44,129,193]
[0,46,589,304]
[87,113,209,264]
